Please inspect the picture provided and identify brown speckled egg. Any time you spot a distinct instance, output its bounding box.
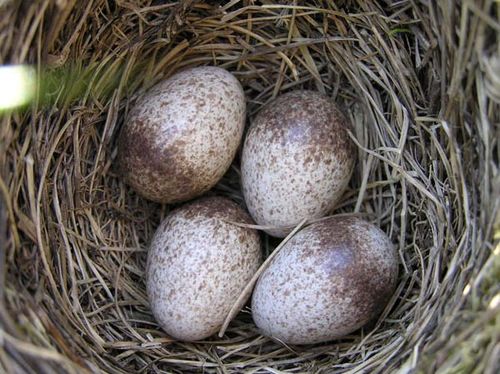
[251,216,398,345]
[117,66,246,203]
[241,90,355,237]
[146,196,261,341]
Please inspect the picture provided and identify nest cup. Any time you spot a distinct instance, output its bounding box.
[0,1,498,373]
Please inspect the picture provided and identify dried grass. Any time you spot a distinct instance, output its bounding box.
[0,1,498,373]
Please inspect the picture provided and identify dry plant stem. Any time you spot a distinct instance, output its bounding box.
[221,211,369,231]
[218,218,307,338]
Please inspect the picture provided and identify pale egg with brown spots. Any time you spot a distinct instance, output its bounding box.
[241,90,355,237]
[146,196,262,341]
[251,216,398,345]
[117,66,246,203]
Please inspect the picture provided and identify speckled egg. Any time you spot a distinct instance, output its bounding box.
[117,66,246,203]
[241,90,355,237]
[146,196,261,341]
[251,216,398,345]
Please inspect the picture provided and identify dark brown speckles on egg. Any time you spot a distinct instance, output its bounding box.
[241,90,356,237]
[117,67,246,203]
[146,196,262,342]
[251,216,399,345]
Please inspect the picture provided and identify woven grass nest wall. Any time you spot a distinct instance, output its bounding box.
[0,1,498,373]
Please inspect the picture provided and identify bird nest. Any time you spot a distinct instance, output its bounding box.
[0,1,498,373]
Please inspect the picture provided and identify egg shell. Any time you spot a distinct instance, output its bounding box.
[241,90,355,237]
[118,66,246,203]
[146,196,261,341]
[251,216,398,345]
